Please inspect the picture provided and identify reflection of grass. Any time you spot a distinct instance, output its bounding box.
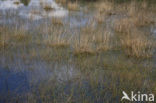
[23,53,154,103]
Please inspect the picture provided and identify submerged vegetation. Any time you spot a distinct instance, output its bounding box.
[0,0,156,102]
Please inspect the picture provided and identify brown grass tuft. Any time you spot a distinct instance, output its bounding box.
[95,1,114,15]
[114,18,134,34]
[96,31,112,51]
[43,5,54,12]
[73,45,95,57]
[120,30,154,58]
[55,0,67,5]
[51,18,64,26]
[44,34,69,48]
[68,2,79,11]
[13,1,20,5]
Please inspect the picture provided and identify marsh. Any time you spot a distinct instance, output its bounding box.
[0,0,156,103]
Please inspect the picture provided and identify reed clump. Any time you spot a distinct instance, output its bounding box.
[51,18,64,26]
[43,5,54,12]
[68,2,79,11]
[120,30,154,58]
[13,1,20,5]
[73,44,95,57]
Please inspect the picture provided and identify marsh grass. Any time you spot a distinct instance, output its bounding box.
[96,31,113,51]
[73,43,95,57]
[9,29,32,44]
[68,2,80,11]
[112,1,156,59]
[43,5,54,12]
[51,18,64,26]
[20,0,30,6]
[55,0,67,5]
[114,17,134,34]
[132,12,155,27]
[13,1,20,5]
[0,40,8,49]
[95,1,114,15]
[120,30,154,58]
[94,13,106,24]
[0,0,156,102]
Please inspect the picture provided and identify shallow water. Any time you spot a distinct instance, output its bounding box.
[0,0,95,32]
[0,0,68,20]
[0,0,156,102]
[0,56,82,101]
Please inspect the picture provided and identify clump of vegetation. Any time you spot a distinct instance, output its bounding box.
[73,43,95,57]
[51,18,64,25]
[55,0,67,4]
[20,0,30,6]
[114,18,134,34]
[13,1,20,5]
[95,1,114,15]
[43,5,54,12]
[96,32,113,52]
[120,30,154,58]
[68,2,80,11]
[44,36,69,49]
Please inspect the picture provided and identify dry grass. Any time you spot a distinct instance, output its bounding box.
[68,2,79,11]
[55,0,67,5]
[12,34,30,42]
[124,1,155,27]
[13,1,20,5]
[40,1,54,12]
[96,31,113,51]
[120,30,154,58]
[51,18,64,26]
[114,18,134,34]
[0,41,8,49]
[10,30,31,43]
[30,9,41,15]
[95,1,114,15]
[0,34,9,49]
[45,41,69,48]
[114,13,155,34]
[43,5,54,12]
[72,34,95,56]
[73,44,95,56]
[94,13,106,24]
[0,1,156,102]
[44,34,69,48]
[132,12,155,27]
[113,1,155,58]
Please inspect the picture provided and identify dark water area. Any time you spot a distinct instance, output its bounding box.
[0,69,29,93]
[0,67,30,103]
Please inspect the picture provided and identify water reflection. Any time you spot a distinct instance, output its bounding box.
[0,60,81,96]
[0,0,68,20]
